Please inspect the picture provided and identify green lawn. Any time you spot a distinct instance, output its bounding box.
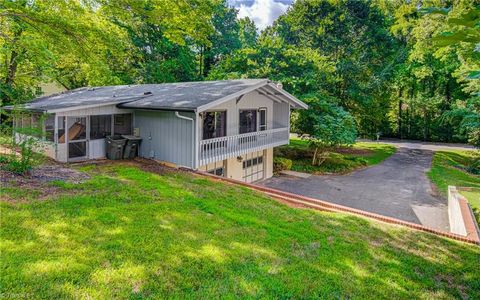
[427,150,480,224]
[1,163,479,298]
[275,139,396,174]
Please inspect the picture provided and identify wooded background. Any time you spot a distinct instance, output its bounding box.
[1,0,479,145]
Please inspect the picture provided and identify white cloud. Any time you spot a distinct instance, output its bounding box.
[233,0,291,30]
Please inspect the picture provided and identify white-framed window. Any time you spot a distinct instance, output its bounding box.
[259,108,267,131]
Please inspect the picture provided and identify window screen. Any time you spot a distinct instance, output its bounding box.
[58,116,66,144]
[114,114,132,135]
[90,115,112,140]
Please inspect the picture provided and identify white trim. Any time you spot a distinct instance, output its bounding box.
[46,101,128,114]
[264,83,309,109]
[197,79,270,112]
[175,111,195,169]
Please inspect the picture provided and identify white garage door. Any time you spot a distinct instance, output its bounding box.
[242,151,265,183]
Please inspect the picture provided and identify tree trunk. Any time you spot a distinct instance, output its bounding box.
[5,50,18,85]
[312,147,318,166]
[398,89,403,139]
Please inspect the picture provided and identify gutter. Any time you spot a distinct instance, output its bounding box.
[174,111,196,169]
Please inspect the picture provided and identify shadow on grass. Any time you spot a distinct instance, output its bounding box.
[1,164,479,298]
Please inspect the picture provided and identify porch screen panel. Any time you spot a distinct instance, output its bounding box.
[90,115,112,140]
[114,114,132,135]
[45,115,55,142]
[58,117,66,143]
[67,117,86,141]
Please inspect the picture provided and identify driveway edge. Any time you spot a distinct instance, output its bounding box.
[191,170,480,246]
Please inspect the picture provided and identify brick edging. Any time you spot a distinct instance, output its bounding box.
[457,193,480,242]
[191,170,480,246]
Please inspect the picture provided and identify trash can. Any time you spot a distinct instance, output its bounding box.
[106,135,127,160]
[122,135,142,159]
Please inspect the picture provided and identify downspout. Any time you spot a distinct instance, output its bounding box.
[175,111,196,169]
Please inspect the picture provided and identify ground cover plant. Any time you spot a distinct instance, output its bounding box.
[274,138,396,174]
[1,162,479,299]
[428,150,480,224]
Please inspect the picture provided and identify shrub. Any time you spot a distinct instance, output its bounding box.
[466,155,480,175]
[0,110,45,175]
[0,154,10,164]
[273,157,292,173]
[295,97,357,166]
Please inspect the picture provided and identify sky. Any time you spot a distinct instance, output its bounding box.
[228,0,294,30]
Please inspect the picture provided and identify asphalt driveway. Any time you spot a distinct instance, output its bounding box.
[260,147,450,231]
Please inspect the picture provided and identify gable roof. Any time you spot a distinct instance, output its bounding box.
[4,79,307,113]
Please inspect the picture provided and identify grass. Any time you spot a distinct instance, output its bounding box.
[427,150,480,224]
[275,139,396,174]
[1,163,479,299]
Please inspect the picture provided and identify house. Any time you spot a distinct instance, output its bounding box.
[6,79,307,183]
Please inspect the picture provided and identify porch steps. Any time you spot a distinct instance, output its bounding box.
[193,170,480,245]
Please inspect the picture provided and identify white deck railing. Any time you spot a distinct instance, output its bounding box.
[199,127,289,166]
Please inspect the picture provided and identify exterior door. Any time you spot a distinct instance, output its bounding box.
[67,116,88,161]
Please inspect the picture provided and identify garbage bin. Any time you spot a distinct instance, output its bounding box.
[106,135,127,160]
[122,135,142,159]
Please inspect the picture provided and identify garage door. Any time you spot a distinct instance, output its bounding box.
[242,151,265,183]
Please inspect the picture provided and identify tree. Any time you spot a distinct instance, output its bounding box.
[295,95,357,166]
[0,0,129,104]
[198,1,241,78]
[238,17,258,48]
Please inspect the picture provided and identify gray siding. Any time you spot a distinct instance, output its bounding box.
[273,102,290,128]
[134,110,195,168]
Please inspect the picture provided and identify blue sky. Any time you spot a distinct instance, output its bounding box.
[228,0,294,30]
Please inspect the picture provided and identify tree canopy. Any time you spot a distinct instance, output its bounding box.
[1,0,478,145]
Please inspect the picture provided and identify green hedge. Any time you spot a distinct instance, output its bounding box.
[273,157,292,173]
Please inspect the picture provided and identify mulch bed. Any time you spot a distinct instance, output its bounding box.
[334,147,374,155]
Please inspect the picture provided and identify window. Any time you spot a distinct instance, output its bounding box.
[259,108,267,131]
[45,114,55,142]
[239,110,257,134]
[242,155,263,169]
[90,115,111,140]
[58,116,66,143]
[203,111,226,140]
[114,114,132,135]
[203,160,226,177]
[207,167,225,176]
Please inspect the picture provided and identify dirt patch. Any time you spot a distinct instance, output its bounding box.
[70,157,186,176]
[1,163,90,202]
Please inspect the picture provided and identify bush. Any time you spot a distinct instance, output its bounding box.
[274,147,311,160]
[0,154,10,164]
[466,155,480,175]
[273,157,292,173]
[0,110,45,175]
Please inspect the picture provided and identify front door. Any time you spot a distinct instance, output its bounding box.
[67,116,88,161]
